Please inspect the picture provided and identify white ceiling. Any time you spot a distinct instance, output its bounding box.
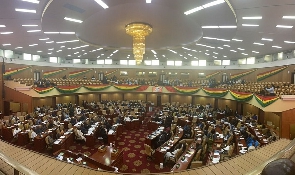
[0,0,295,63]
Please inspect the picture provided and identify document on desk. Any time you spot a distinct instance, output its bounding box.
[108,130,114,134]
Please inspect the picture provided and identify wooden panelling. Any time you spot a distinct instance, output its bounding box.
[147,94,157,104]
[282,108,295,139]
[56,95,75,105]
[124,93,146,101]
[171,95,192,104]
[218,99,237,111]
[194,96,214,106]
[32,97,53,108]
[243,103,259,116]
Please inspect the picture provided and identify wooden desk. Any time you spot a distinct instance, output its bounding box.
[53,132,74,153]
[90,146,123,168]
[145,127,163,149]
[107,124,123,145]
[248,126,269,146]
[2,126,14,141]
[171,142,199,172]
[234,131,247,155]
[34,134,47,152]
[18,132,29,146]
[147,121,159,131]
[154,129,184,164]
[125,119,140,130]
[54,149,115,171]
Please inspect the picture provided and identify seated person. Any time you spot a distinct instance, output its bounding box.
[13,126,22,138]
[45,133,54,146]
[29,128,37,141]
[73,127,86,141]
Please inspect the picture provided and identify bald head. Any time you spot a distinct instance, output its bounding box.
[261,158,295,175]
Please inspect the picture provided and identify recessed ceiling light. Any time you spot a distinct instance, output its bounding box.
[151,50,157,54]
[15,8,36,13]
[48,53,52,54]
[94,0,109,9]
[29,44,38,46]
[232,39,243,42]
[219,26,237,28]
[0,25,6,27]
[61,32,75,34]
[284,41,295,44]
[203,37,216,40]
[184,7,204,15]
[67,55,71,57]
[44,32,59,34]
[0,32,13,34]
[223,45,230,47]
[60,46,65,48]
[146,0,152,3]
[272,46,282,48]
[64,17,83,23]
[283,16,295,19]
[217,47,223,49]
[46,41,54,43]
[242,16,262,19]
[237,48,245,50]
[15,47,23,49]
[202,26,218,28]
[252,51,259,53]
[223,56,227,57]
[2,44,11,46]
[202,0,225,9]
[253,42,264,45]
[22,24,38,27]
[276,25,293,28]
[21,0,40,4]
[242,24,259,27]
[241,53,248,55]
[39,38,49,40]
[37,51,42,52]
[230,50,237,52]
[261,38,273,41]
[27,30,41,32]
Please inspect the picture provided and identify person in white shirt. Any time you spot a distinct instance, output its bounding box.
[30,128,37,141]
[13,126,21,138]
[74,127,86,141]
[124,116,131,122]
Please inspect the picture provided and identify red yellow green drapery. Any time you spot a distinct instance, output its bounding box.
[43,69,67,78]
[69,69,92,78]
[202,88,228,97]
[56,86,81,93]
[33,87,55,94]
[257,66,287,81]
[173,86,200,94]
[3,66,30,78]
[229,91,253,102]
[83,85,111,91]
[230,69,256,80]
[113,85,141,91]
[254,95,279,107]
[205,71,221,79]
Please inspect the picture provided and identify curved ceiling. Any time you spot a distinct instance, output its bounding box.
[0,0,295,63]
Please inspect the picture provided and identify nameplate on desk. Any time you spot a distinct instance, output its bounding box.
[60,136,66,139]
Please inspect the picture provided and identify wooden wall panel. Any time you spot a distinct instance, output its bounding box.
[4,86,33,113]
[171,95,192,104]
[282,109,295,139]
[78,94,99,105]
[161,94,169,104]
[218,99,236,112]
[56,95,75,105]
[243,103,260,116]
[147,94,157,104]
[194,96,214,106]
[101,93,123,101]
[32,97,53,108]
[124,93,145,101]
[10,102,20,113]
[264,112,280,130]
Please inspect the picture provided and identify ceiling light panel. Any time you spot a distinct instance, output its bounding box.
[2,44,11,46]
[184,0,224,15]
[0,25,6,27]
[242,16,262,19]
[94,0,109,9]
[284,41,295,44]
[21,0,40,4]
[242,24,259,27]
[0,32,13,34]
[22,24,38,27]
[27,30,41,32]
[276,25,293,28]
[146,0,152,3]
[261,38,273,41]
[15,8,36,13]
[283,16,295,19]
[64,17,83,23]
[253,42,264,45]
[272,46,282,48]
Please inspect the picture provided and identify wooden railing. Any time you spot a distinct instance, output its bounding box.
[0,138,293,175]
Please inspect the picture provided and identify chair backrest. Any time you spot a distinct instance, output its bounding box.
[228,145,234,156]
[45,136,50,145]
[227,135,233,145]
[195,149,202,161]
[175,148,183,161]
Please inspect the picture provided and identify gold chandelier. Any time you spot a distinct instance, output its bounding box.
[125,22,152,64]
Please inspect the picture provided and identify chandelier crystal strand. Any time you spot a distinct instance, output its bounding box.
[126,23,152,64]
